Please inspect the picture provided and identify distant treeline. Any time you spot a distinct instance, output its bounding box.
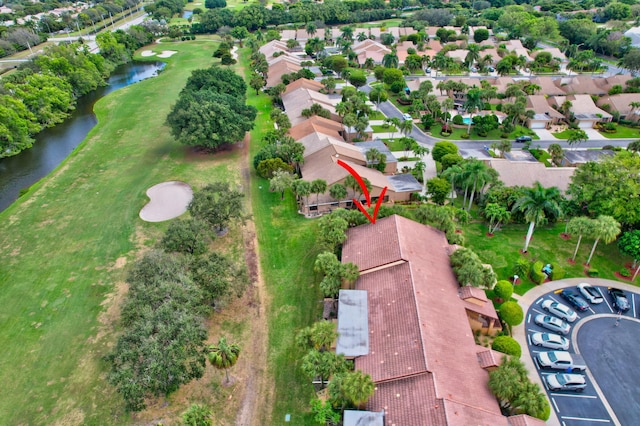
[0,25,154,158]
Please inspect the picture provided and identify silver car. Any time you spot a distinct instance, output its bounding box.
[578,282,604,304]
[534,314,571,335]
[531,332,570,350]
[545,373,587,392]
[541,300,578,322]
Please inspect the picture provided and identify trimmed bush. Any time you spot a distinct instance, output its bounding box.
[530,261,545,284]
[620,268,631,277]
[494,280,514,301]
[550,263,565,281]
[587,269,599,277]
[499,301,524,328]
[492,335,522,357]
[452,114,464,125]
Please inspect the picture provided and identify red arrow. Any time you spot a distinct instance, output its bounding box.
[337,159,387,224]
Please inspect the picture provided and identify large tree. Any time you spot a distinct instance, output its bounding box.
[513,182,562,253]
[568,151,640,228]
[618,230,640,280]
[188,182,245,234]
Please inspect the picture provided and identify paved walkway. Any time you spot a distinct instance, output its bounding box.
[583,128,605,140]
[512,277,639,426]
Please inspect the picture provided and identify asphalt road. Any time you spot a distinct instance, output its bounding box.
[525,284,640,425]
[578,319,640,426]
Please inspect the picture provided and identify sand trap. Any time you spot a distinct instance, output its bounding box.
[157,50,178,58]
[139,181,193,222]
[140,50,156,57]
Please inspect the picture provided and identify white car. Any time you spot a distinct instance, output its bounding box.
[534,315,571,335]
[578,282,604,304]
[541,300,578,322]
[545,373,587,392]
[402,113,412,121]
[531,332,570,350]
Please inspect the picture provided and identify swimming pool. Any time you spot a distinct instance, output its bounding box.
[463,117,472,125]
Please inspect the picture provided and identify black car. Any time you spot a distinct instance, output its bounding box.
[515,136,532,143]
[608,287,630,312]
[560,289,589,312]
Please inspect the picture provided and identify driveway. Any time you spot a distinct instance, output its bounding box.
[531,128,558,140]
[514,278,640,425]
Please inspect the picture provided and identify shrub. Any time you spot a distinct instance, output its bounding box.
[499,301,524,328]
[494,280,513,301]
[550,263,565,280]
[513,257,530,279]
[492,336,522,357]
[530,261,546,284]
[453,114,464,125]
[460,132,470,139]
[620,268,631,277]
[588,269,599,277]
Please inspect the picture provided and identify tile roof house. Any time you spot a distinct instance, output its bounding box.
[265,59,302,88]
[281,86,339,126]
[529,76,567,96]
[554,75,606,96]
[340,215,546,426]
[526,95,565,129]
[531,47,567,62]
[597,93,640,119]
[548,94,612,128]
[594,75,632,93]
[283,77,325,95]
[288,115,344,141]
[487,159,574,192]
[459,286,502,334]
[259,40,288,58]
[352,39,392,65]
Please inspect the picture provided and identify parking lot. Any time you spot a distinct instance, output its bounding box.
[521,279,639,426]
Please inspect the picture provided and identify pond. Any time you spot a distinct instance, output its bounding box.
[0,61,166,212]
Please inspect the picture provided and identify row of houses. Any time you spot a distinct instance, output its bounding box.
[406,74,638,129]
[259,42,424,215]
[337,215,544,426]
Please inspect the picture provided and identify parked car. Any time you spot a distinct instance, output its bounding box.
[531,332,570,350]
[487,66,495,72]
[537,351,586,371]
[545,373,587,392]
[515,135,532,143]
[608,287,630,312]
[578,282,604,304]
[470,66,477,72]
[425,67,431,73]
[534,314,571,335]
[541,300,578,322]
[402,113,413,121]
[560,290,589,312]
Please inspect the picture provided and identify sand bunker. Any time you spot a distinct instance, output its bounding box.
[158,50,178,58]
[139,181,193,222]
[140,50,156,57]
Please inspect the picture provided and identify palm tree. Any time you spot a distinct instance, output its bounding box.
[382,51,399,68]
[586,215,621,265]
[465,43,480,69]
[306,23,316,38]
[628,139,640,154]
[389,117,401,140]
[462,159,494,211]
[340,26,354,42]
[310,179,328,208]
[566,129,588,149]
[567,216,595,262]
[441,164,463,202]
[399,118,414,137]
[484,203,511,234]
[463,87,484,134]
[340,371,375,409]
[548,143,564,166]
[329,183,348,207]
[441,98,455,125]
[513,182,563,253]
[208,337,241,383]
[629,101,640,119]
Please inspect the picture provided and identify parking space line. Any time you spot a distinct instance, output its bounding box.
[535,297,543,305]
[560,416,610,423]
[549,295,560,303]
[588,307,595,315]
[633,293,637,318]
[602,293,614,313]
[551,397,559,413]
[527,313,531,323]
[527,334,531,345]
[550,393,597,399]
[532,308,546,316]
[527,328,540,334]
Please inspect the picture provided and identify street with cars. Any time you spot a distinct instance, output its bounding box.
[525,282,639,425]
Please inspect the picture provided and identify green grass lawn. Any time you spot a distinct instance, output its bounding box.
[383,138,410,151]
[0,41,236,424]
[241,49,321,425]
[463,219,633,296]
[371,124,397,133]
[552,129,572,139]
[432,123,538,141]
[600,124,640,139]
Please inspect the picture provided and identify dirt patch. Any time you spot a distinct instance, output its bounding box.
[109,257,127,270]
[560,233,571,240]
[88,281,129,345]
[235,131,273,426]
